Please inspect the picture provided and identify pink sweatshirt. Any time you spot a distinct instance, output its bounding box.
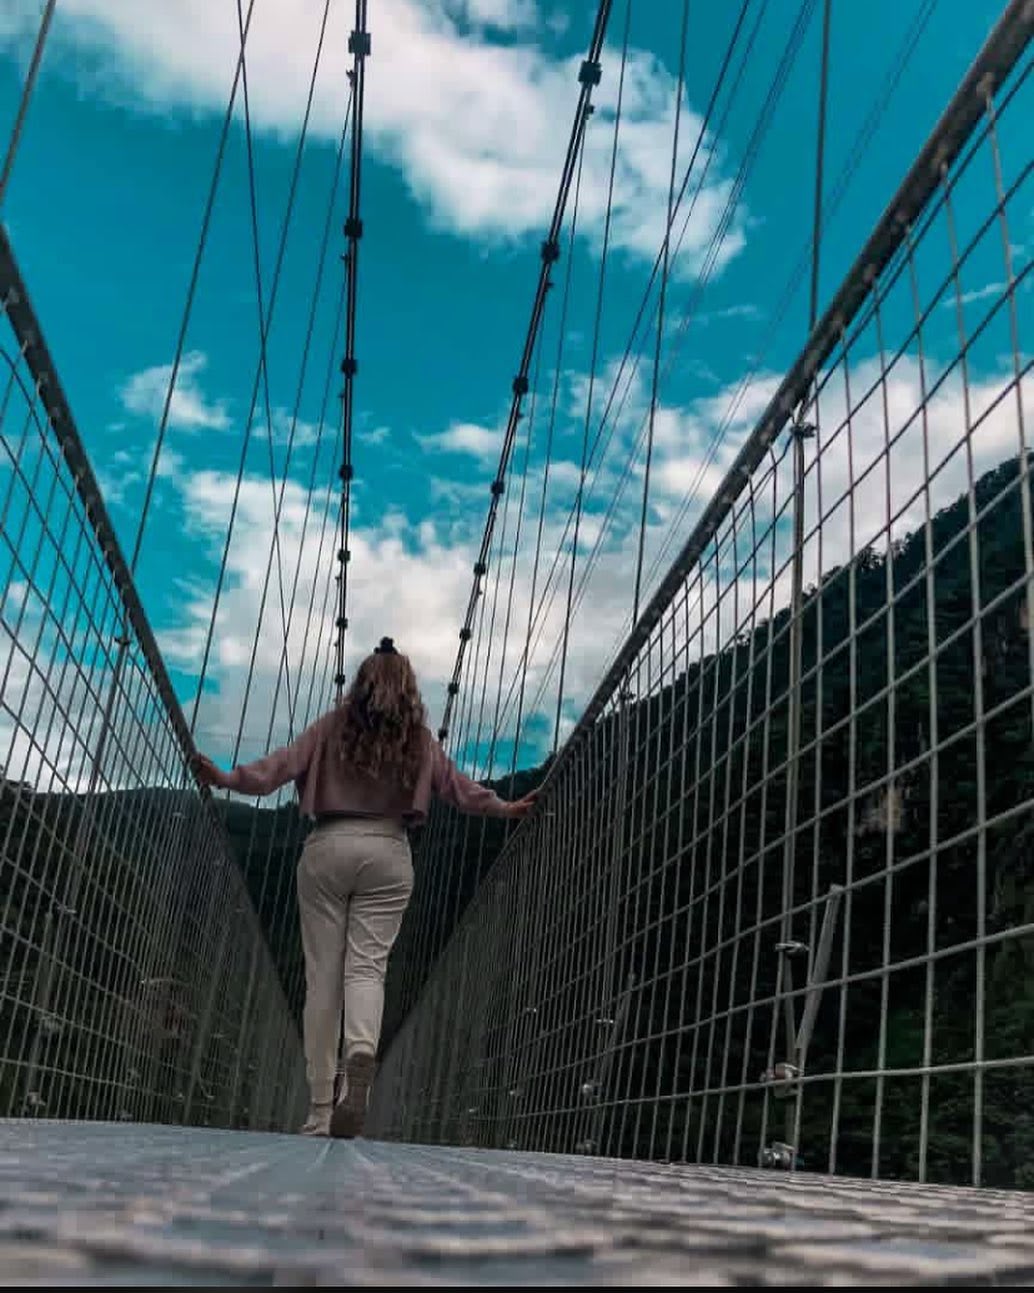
[223,709,509,825]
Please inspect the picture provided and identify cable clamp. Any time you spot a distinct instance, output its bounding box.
[348,29,371,57]
[579,59,601,86]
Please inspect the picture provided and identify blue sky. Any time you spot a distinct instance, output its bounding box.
[1,0,1030,781]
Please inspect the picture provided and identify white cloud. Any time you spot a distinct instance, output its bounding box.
[251,407,323,450]
[3,0,747,270]
[418,421,504,462]
[444,0,537,30]
[120,350,230,432]
[692,303,760,325]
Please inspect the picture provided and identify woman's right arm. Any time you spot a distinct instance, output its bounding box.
[431,741,535,819]
[194,716,326,798]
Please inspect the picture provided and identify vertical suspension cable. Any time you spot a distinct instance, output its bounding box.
[233,86,352,770]
[491,0,757,748]
[554,0,632,754]
[534,139,584,755]
[485,345,540,784]
[631,0,691,625]
[808,0,832,333]
[229,0,336,751]
[0,0,55,209]
[778,0,831,1162]
[507,329,548,791]
[130,0,258,577]
[227,0,336,744]
[439,0,613,747]
[185,0,332,737]
[334,0,369,702]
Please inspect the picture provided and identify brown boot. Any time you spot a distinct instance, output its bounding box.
[330,1053,376,1140]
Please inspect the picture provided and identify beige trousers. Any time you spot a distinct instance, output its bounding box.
[296,817,413,1106]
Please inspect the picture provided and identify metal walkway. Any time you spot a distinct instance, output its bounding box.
[2,1123,1034,1285]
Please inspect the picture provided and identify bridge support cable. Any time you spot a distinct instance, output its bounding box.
[552,0,633,760]
[239,98,353,783]
[504,330,548,797]
[0,0,55,210]
[187,0,342,742]
[495,0,809,753]
[484,0,786,755]
[508,0,944,730]
[502,321,556,786]
[631,0,690,629]
[437,0,614,748]
[377,0,1033,1176]
[130,0,257,579]
[334,0,370,702]
[488,335,544,792]
[765,0,833,1174]
[229,0,302,743]
[225,0,339,755]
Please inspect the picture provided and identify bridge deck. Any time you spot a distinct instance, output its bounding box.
[1,1122,1033,1285]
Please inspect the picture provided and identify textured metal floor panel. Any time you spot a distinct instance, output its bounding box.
[1,1122,1034,1285]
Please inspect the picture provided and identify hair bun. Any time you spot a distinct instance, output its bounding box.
[375,636,397,655]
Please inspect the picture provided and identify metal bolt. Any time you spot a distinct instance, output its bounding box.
[760,1062,800,1097]
[760,1141,796,1170]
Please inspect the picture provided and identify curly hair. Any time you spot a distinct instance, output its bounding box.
[334,640,427,790]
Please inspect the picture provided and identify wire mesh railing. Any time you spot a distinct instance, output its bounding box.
[372,5,1033,1188]
[0,227,305,1130]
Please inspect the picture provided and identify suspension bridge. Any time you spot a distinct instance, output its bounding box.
[0,0,1032,1283]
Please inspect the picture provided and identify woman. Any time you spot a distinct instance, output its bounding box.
[193,638,535,1140]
